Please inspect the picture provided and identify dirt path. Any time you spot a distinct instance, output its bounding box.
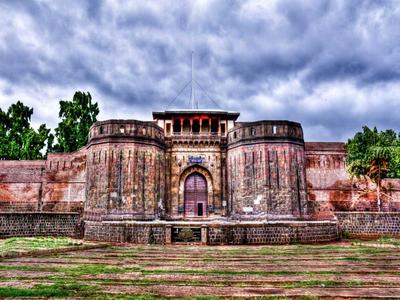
[1,242,400,298]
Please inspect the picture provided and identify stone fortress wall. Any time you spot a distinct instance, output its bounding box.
[227,121,307,219]
[84,119,165,222]
[2,112,400,242]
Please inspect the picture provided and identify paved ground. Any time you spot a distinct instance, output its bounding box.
[1,241,400,298]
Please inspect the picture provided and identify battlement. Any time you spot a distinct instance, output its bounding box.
[227,120,304,148]
[88,119,165,147]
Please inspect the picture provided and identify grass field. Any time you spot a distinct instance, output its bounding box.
[1,238,400,298]
[0,237,87,257]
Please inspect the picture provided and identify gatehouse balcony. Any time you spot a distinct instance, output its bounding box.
[166,131,226,145]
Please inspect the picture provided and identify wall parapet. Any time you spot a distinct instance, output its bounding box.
[88,119,165,148]
[227,120,304,149]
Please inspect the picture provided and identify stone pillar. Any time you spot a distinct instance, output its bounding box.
[165,225,172,244]
[180,119,183,134]
[201,225,208,245]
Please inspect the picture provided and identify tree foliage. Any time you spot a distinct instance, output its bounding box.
[0,101,53,160]
[346,126,400,210]
[347,126,400,179]
[53,91,99,153]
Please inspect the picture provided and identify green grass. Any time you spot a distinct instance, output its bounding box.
[0,236,84,256]
[0,282,98,298]
[141,269,344,277]
[282,280,363,288]
[0,263,139,276]
[375,236,400,246]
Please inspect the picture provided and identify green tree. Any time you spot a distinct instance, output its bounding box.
[347,126,400,211]
[0,101,53,160]
[53,91,99,153]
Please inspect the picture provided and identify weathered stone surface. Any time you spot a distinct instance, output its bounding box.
[227,121,307,219]
[336,212,400,237]
[306,142,400,215]
[84,221,338,244]
[1,110,400,243]
[0,212,80,238]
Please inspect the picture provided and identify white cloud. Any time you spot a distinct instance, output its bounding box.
[0,0,400,141]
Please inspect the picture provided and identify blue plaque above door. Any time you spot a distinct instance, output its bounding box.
[189,156,204,164]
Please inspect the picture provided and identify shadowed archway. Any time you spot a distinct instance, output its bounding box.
[184,172,207,217]
[178,165,214,218]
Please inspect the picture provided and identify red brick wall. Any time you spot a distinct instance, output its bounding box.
[305,142,400,214]
[42,150,87,212]
[0,150,87,213]
[0,160,44,211]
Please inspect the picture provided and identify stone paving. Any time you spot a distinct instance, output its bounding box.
[1,241,400,298]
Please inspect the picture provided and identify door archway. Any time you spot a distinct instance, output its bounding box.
[184,172,208,217]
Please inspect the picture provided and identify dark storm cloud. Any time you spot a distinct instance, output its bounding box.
[0,0,400,141]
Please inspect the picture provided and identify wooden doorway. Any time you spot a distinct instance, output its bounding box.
[184,172,208,217]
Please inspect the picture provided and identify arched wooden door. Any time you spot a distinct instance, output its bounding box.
[184,172,208,217]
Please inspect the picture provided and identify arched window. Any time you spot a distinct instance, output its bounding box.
[119,125,125,134]
[99,126,103,134]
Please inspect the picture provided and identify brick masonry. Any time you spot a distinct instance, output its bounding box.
[207,222,338,245]
[84,222,166,243]
[0,212,80,238]
[306,142,400,215]
[336,212,400,237]
[84,221,338,244]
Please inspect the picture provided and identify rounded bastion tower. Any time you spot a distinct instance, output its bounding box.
[84,120,165,222]
[227,120,308,219]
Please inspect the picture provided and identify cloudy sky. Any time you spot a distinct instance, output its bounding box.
[0,0,400,141]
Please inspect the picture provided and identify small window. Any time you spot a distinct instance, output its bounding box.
[99,126,103,134]
[173,119,181,133]
[250,127,256,136]
[119,125,125,134]
[211,119,218,133]
[221,123,226,135]
[166,123,171,135]
[142,127,147,135]
[273,125,277,135]
[233,132,237,139]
